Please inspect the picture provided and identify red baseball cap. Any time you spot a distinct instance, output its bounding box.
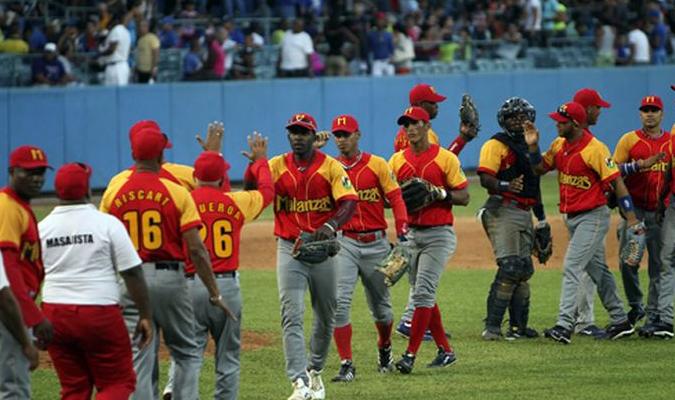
[194,151,226,182]
[640,95,663,110]
[9,145,52,169]
[129,120,173,148]
[54,162,91,200]
[397,106,430,125]
[409,84,446,105]
[286,113,318,132]
[130,123,172,161]
[573,88,611,108]
[549,102,587,125]
[331,114,359,134]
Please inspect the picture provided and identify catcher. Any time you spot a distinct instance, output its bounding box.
[389,106,470,374]
[476,97,549,341]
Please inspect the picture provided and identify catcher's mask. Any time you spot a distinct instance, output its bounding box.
[497,97,536,135]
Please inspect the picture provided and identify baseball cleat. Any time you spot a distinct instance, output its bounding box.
[600,320,635,340]
[545,325,572,344]
[308,369,325,400]
[331,360,356,382]
[576,324,605,338]
[627,307,646,326]
[395,352,415,374]
[377,346,394,373]
[287,378,311,400]
[505,326,539,341]
[481,328,502,341]
[162,393,172,400]
[427,347,457,368]
[638,321,674,339]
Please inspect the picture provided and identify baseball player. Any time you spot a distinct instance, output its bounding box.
[39,162,153,399]
[166,137,274,400]
[389,106,469,374]
[0,145,54,398]
[326,114,408,382]
[108,120,231,193]
[270,113,358,400]
[393,84,478,340]
[524,101,641,344]
[569,88,612,338]
[477,97,545,340]
[100,122,233,399]
[0,248,39,375]
[613,95,671,332]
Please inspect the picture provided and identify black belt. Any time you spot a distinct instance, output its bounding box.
[566,210,592,219]
[151,262,181,271]
[185,271,236,279]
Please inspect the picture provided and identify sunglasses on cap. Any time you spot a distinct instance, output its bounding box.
[401,119,422,128]
[639,106,661,113]
[332,131,352,138]
[288,125,312,135]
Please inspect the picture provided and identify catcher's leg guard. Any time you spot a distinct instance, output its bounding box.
[485,257,521,330]
[509,281,531,330]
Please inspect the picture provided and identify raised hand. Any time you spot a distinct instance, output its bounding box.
[196,121,225,152]
[241,131,269,162]
[522,120,539,147]
[314,131,330,149]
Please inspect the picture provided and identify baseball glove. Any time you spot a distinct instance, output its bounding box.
[459,93,480,139]
[400,178,446,213]
[532,221,553,264]
[621,221,647,267]
[292,232,340,264]
[375,243,413,287]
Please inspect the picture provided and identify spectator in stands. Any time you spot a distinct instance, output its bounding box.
[231,31,256,79]
[179,0,200,18]
[595,18,616,66]
[206,27,227,79]
[78,18,99,52]
[392,22,415,74]
[98,11,131,85]
[32,42,73,86]
[223,17,245,44]
[277,17,314,78]
[159,16,178,49]
[627,17,651,65]
[183,35,206,80]
[524,0,542,45]
[135,19,160,83]
[497,22,523,60]
[367,12,394,76]
[26,23,47,53]
[615,30,632,65]
[324,14,358,76]
[647,8,668,65]
[0,24,28,54]
[97,2,111,32]
[272,19,289,45]
[248,21,265,47]
[552,2,567,38]
[221,21,239,76]
[541,0,558,44]
[404,13,422,42]
[58,20,79,62]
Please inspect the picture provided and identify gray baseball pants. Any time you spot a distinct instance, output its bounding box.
[657,195,675,325]
[407,226,456,308]
[277,238,336,384]
[119,262,201,400]
[618,207,664,320]
[334,234,393,327]
[556,207,628,330]
[164,273,242,400]
[0,322,30,399]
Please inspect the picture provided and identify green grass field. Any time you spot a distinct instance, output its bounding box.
[30,174,675,399]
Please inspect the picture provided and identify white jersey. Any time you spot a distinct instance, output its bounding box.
[104,23,131,64]
[0,253,8,289]
[39,204,141,305]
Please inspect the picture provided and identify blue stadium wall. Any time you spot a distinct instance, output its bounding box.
[1,66,673,190]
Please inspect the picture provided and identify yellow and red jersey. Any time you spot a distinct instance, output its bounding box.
[542,130,619,214]
[185,159,273,274]
[613,129,671,211]
[338,152,408,235]
[394,127,440,152]
[477,139,538,206]
[0,188,45,326]
[100,171,202,262]
[108,162,231,192]
[270,151,358,240]
[389,144,468,226]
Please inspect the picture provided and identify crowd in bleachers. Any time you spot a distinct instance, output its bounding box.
[0,0,673,86]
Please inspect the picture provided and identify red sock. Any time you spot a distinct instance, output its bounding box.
[333,324,352,361]
[428,304,452,352]
[406,307,432,355]
[375,321,393,349]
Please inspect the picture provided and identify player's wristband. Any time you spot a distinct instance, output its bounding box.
[497,180,510,192]
[529,150,543,165]
[619,161,639,176]
[323,222,337,233]
[209,294,223,305]
[618,195,635,213]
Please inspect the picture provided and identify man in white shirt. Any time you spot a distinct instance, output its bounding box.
[524,0,542,45]
[628,18,651,65]
[100,12,131,85]
[39,163,152,399]
[278,18,314,78]
[0,253,39,376]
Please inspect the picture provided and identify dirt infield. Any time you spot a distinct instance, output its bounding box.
[240,215,625,271]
